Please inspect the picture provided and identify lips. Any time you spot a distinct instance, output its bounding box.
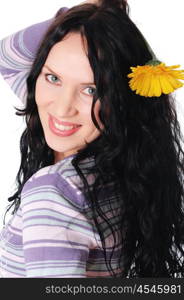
[49,113,81,127]
[48,114,82,137]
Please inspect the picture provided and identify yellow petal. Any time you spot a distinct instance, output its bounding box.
[166,74,183,89]
[141,74,152,97]
[159,75,174,94]
[148,74,157,97]
[135,75,146,94]
[167,64,181,70]
[152,75,162,97]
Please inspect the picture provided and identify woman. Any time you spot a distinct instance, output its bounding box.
[0,0,184,278]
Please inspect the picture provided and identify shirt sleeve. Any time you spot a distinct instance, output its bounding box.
[20,173,94,278]
[0,7,68,104]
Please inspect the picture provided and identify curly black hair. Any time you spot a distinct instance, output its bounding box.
[4,0,184,277]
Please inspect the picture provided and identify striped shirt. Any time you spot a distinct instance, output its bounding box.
[0,8,122,277]
[0,154,122,277]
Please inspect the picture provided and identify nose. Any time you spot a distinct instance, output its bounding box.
[53,86,78,117]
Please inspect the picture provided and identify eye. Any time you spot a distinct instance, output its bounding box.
[45,74,61,85]
[83,86,96,97]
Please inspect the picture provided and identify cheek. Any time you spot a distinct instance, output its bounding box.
[35,77,51,107]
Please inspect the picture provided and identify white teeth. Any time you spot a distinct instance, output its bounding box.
[54,122,79,131]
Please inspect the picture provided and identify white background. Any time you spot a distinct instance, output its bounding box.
[0,0,184,229]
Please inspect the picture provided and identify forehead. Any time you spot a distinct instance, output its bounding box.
[44,32,94,81]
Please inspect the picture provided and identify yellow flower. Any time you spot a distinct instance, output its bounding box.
[127,60,184,97]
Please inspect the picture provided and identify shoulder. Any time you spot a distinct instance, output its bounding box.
[21,155,96,210]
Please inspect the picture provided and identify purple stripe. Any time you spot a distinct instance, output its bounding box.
[24,239,87,247]
[10,33,28,61]
[1,270,25,277]
[0,39,21,74]
[9,224,21,233]
[0,68,19,75]
[1,259,25,272]
[21,189,69,203]
[24,246,88,262]
[28,264,84,271]
[22,173,59,192]
[28,261,84,266]
[5,232,22,245]
[22,207,87,226]
[29,274,86,278]
[21,190,69,204]
[23,214,93,232]
[21,198,75,213]
[22,223,72,230]
[5,248,23,258]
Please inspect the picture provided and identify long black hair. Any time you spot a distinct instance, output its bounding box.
[4,0,184,277]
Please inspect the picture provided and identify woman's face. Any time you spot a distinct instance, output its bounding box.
[35,32,103,162]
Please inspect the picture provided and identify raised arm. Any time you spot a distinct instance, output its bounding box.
[0,7,68,104]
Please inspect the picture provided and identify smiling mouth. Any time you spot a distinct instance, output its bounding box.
[49,114,81,128]
[53,121,80,131]
[48,115,82,137]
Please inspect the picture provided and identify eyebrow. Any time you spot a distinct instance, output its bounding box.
[43,65,95,85]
